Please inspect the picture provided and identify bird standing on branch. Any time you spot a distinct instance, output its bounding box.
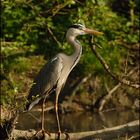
[25,24,103,138]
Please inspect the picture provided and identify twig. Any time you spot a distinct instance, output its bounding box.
[99,67,137,111]
[51,1,74,16]
[127,134,140,140]
[115,40,140,51]
[0,113,19,140]
[99,83,121,111]
[68,73,92,103]
[124,50,129,75]
[47,27,61,47]
[89,37,140,89]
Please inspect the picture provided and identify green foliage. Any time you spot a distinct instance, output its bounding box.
[1,0,139,107]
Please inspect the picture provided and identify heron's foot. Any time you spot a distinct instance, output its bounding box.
[55,131,70,140]
[32,129,51,139]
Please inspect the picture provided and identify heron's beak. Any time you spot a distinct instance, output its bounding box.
[83,28,103,36]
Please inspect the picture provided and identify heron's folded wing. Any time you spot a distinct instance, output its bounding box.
[26,55,63,111]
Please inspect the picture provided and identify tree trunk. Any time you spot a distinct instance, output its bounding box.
[11,120,139,140]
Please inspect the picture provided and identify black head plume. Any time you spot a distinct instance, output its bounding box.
[69,24,85,30]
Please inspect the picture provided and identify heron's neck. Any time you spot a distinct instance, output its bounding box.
[67,36,82,68]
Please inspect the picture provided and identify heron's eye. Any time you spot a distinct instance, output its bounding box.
[69,24,84,30]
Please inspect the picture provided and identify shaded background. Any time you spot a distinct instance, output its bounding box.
[1,0,139,116]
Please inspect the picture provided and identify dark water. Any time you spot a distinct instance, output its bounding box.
[16,109,139,133]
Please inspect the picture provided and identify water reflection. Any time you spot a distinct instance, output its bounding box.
[16,109,139,133]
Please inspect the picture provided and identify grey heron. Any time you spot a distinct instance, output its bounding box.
[25,24,103,138]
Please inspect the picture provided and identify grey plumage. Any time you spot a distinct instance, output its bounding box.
[26,55,63,111]
[25,24,103,135]
[26,24,84,111]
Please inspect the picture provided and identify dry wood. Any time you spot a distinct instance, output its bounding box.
[116,40,140,51]
[99,67,138,111]
[89,37,140,89]
[99,83,121,111]
[11,120,139,140]
[68,73,92,103]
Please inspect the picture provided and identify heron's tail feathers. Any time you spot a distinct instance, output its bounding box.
[25,97,42,112]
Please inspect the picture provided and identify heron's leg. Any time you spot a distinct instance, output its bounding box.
[55,92,61,133]
[41,95,51,136]
[33,95,51,138]
[41,96,46,130]
[54,89,70,140]
[55,93,62,140]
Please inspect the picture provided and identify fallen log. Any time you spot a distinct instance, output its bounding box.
[11,120,139,140]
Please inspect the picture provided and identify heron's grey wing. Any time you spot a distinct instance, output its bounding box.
[26,55,63,111]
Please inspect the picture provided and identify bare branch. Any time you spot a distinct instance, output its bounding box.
[47,27,61,46]
[99,66,137,111]
[68,73,92,103]
[11,120,139,139]
[115,40,140,51]
[99,83,121,111]
[89,37,140,89]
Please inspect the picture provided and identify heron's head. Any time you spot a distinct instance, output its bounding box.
[66,24,103,40]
